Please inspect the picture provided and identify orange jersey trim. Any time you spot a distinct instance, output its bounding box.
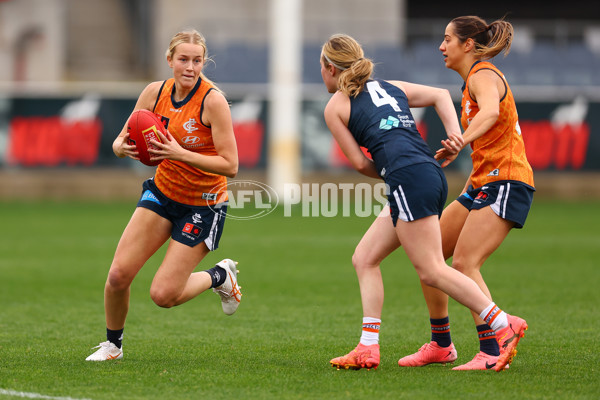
[461,61,534,189]
[152,78,228,206]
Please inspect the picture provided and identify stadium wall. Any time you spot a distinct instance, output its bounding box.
[0,93,599,200]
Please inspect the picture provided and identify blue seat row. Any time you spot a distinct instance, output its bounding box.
[204,40,600,86]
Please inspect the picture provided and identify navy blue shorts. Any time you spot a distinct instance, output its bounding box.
[457,181,535,229]
[137,178,227,249]
[386,162,448,226]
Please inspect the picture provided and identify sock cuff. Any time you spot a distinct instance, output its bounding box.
[206,265,227,288]
[430,317,450,333]
[480,303,501,324]
[476,324,496,339]
[362,317,381,332]
[106,328,124,348]
[362,317,381,324]
[360,318,381,345]
[430,316,450,324]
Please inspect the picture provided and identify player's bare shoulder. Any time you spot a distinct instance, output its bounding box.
[202,88,232,128]
[205,88,229,111]
[469,69,501,92]
[326,91,350,112]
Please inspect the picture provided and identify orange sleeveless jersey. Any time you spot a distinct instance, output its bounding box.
[461,61,534,189]
[152,78,228,206]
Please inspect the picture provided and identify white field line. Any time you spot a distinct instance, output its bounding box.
[0,388,92,400]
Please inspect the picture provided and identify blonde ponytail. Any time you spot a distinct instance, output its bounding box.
[322,34,374,97]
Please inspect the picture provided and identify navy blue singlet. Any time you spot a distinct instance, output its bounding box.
[348,79,437,178]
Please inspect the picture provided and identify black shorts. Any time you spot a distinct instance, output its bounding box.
[386,162,448,226]
[137,178,227,249]
[457,181,535,229]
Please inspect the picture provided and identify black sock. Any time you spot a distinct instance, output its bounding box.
[430,317,452,348]
[205,265,227,288]
[477,324,500,356]
[107,328,123,349]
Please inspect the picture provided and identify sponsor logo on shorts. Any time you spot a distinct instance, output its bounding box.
[191,213,202,224]
[202,193,218,201]
[141,190,162,205]
[182,223,202,239]
[475,192,489,201]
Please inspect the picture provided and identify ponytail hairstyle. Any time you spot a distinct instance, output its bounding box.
[166,29,223,94]
[321,34,374,98]
[450,16,513,59]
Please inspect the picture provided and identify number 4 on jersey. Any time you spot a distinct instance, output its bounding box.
[366,81,401,112]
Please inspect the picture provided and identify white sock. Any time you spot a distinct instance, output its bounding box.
[479,302,508,331]
[360,317,381,345]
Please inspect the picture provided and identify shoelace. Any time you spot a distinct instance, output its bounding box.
[418,343,430,352]
[215,271,242,301]
[229,282,242,302]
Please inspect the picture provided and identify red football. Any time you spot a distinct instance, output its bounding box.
[126,109,166,166]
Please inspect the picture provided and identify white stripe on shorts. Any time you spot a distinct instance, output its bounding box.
[393,185,414,222]
[204,210,222,251]
[490,183,510,219]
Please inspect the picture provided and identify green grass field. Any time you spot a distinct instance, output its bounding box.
[1,199,599,399]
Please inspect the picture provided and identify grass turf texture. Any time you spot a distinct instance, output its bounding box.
[0,199,599,399]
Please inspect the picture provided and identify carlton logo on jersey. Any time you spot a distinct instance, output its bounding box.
[183,118,199,134]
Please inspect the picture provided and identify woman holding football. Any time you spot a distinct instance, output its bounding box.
[398,16,534,370]
[321,33,527,372]
[86,30,241,361]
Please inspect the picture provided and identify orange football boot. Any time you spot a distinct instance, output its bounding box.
[330,343,380,370]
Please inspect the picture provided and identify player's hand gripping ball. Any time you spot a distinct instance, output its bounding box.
[126,109,166,166]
